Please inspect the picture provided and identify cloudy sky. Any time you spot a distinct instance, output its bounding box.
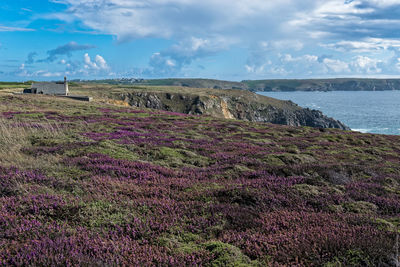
[2,0,400,81]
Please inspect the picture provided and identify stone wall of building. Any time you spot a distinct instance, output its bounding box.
[31,82,67,95]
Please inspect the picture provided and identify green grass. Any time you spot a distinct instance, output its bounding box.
[0,82,30,89]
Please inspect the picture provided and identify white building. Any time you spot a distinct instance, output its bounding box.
[26,77,69,96]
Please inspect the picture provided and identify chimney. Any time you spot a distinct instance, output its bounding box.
[64,76,69,96]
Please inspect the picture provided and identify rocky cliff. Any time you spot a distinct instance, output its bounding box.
[107,88,350,130]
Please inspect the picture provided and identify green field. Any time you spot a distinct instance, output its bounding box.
[76,78,400,92]
[0,82,30,89]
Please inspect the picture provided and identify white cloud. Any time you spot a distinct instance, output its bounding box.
[95,55,108,69]
[287,0,400,41]
[281,54,318,63]
[84,53,109,70]
[322,58,350,73]
[246,52,386,77]
[313,0,375,16]
[41,0,400,78]
[169,36,234,60]
[270,40,304,51]
[146,36,234,75]
[245,62,271,74]
[165,59,175,67]
[84,53,93,68]
[367,0,400,8]
[245,40,306,76]
[14,66,63,78]
[34,70,63,77]
[0,25,35,32]
[6,51,112,79]
[269,66,290,75]
[51,0,320,42]
[323,38,400,52]
[351,56,382,73]
[148,53,177,76]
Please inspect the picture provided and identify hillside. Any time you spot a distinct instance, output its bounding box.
[0,91,399,266]
[78,78,400,92]
[78,78,246,90]
[69,84,349,130]
[242,78,400,92]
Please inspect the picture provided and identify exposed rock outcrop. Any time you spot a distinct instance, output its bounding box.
[109,88,350,130]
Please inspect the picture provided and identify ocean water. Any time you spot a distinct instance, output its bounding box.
[257,91,400,135]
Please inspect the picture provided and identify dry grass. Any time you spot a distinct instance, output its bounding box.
[0,118,65,169]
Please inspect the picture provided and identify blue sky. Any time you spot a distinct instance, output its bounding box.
[2,0,400,81]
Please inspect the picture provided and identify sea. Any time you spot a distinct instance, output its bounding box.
[257,91,400,135]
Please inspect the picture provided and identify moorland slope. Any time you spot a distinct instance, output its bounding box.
[0,91,399,266]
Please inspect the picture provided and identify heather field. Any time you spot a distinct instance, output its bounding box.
[0,93,399,266]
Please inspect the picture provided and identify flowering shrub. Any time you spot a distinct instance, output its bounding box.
[0,98,399,266]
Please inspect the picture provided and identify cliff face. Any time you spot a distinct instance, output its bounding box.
[109,90,350,130]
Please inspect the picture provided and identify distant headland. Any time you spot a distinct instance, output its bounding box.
[72,78,400,92]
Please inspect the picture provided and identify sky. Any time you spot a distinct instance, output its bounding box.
[2,0,400,81]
